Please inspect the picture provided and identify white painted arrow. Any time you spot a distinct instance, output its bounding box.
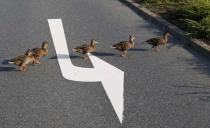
[48,19,124,123]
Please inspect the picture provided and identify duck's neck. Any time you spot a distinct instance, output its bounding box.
[42,48,47,51]
[130,40,135,47]
[129,36,135,46]
[163,35,168,43]
[91,43,96,48]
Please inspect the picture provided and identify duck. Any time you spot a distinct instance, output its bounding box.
[146,32,170,52]
[32,41,49,63]
[19,50,36,71]
[8,50,36,71]
[72,39,99,59]
[111,34,135,57]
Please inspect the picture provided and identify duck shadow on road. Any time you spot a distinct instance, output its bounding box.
[49,52,116,60]
[0,59,17,72]
[176,91,210,102]
[1,59,10,65]
[0,66,17,72]
[128,48,148,51]
[49,54,79,59]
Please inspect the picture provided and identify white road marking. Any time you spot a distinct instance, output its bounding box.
[48,19,124,123]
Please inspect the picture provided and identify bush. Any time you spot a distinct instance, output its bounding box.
[135,0,210,43]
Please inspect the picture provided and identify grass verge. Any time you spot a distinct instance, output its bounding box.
[134,0,210,45]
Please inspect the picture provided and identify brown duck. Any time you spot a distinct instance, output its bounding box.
[72,39,99,59]
[8,50,36,71]
[32,41,49,63]
[112,34,135,57]
[146,32,170,52]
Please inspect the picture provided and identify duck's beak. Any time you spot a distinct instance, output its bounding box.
[95,41,100,44]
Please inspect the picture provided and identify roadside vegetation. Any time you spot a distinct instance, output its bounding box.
[135,0,210,44]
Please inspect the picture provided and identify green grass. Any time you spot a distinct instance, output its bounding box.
[135,0,210,44]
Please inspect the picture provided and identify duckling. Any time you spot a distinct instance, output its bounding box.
[20,50,36,71]
[146,32,170,52]
[32,41,48,64]
[72,39,98,59]
[112,34,135,57]
[8,50,35,71]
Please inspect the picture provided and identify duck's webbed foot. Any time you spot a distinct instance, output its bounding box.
[20,65,27,72]
[34,58,42,64]
[35,61,42,64]
[121,51,128,57]
[82,55,89,60]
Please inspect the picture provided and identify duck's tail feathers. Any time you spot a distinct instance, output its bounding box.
[8,61,15,64]
[111,46,116,49]
[72,48,77,52]
[111,45,117,49]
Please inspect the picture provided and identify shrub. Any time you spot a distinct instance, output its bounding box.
[135,0,210,43]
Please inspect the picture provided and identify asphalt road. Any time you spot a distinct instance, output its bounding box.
[0,0,210,128]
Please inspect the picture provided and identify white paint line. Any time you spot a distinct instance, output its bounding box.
[48,19,124,123]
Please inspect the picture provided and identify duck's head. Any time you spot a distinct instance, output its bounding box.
[163,32,170,43]
[42,41,48,49]
[25,50,33,56]
[90,39,99,46]
[164,32,170,38]
[130,34,135,42]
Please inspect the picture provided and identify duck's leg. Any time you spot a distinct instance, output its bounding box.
[121,51,127,57]
[79,54,84,59]
[120,52,124,57]
[81,55,85,59]
[20,64,27,72]
[124,50,128,57]
[155,46,158,52]
[82,54,89,60]
[35,58,42,64]
[32,57,36,65]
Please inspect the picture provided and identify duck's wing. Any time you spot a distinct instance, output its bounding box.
[112,41,128,50]
[146,37,161,45]
[32,48,42,54]
[113,41,127,47]
[73,44,90,53]
[78,44,90,49]
[11,55,25,61]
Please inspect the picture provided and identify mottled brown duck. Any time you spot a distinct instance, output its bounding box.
[72,39,99,59]
[32,41,48,63]
[112,34,135,57]
[146,32,170,52]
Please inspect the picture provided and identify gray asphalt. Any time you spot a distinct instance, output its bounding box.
[0,0,210,128]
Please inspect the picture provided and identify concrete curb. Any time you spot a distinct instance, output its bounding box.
[119,0,210,58]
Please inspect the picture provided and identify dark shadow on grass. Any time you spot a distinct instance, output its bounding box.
[0,67,16,72]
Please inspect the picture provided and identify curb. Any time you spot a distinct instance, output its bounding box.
[119,0,210,58]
